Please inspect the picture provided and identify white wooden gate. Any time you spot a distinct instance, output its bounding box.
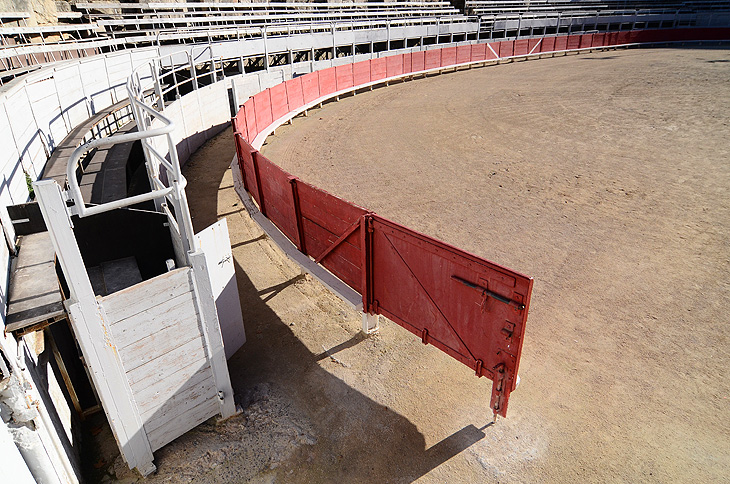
[35,181,238,475]
[195,219,246,359]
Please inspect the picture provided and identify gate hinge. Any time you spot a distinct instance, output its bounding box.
[490,363,507,419]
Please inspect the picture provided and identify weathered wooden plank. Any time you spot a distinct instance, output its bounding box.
[141,371,216,434]
[101,267,191,322]
[109,290,197,348]
[5,232,65,332]
[117,316,203,372]
[147,398,219,452]
[126,336,207,390]
[136,361,213,419]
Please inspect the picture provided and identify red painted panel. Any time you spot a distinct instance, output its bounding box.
[541,36,556,53]
[386,54,404,78]
[593,32,606,47]
[335,63,354,91]
[514,39,529,56]
[485,42,499,60]
[285,77,304,111]
[237,138,260,207]
[318,67,337,96]
[627,30,643,43]
[616,31,631,45]
[456,45,471,64]
[527,38,541,54]
[255,153,299,243]
[566,35,580,50]
[440,46,457,67]
[366,215,533,418]
[253,89,273,133]
[243,101,257,142]
[295,181,368,292]
[411,51,425,72]
[605,31,619,46]
[499,40,514,57]
[269,83,289,121]
[300,71,320,104]
[371,57,387,81]
[301,72,319,104]
[233,109,246,141]
[579,34,593,49]
[424,49,441,70]
[301,217,363,291]
[401,52,413,74]
[471,43,487,61]
[554,35,568,51]
[353,59,371,85]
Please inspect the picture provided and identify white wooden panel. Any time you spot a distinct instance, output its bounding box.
[127,336,206,390]
[147,397,219,451]
[77,57,113,113]
[25,77,67,151]
[109,290,197,348]
[102,267,191,322]
[137,361,213,419]
[53,63,90,129]
[105,54,134,101]
[195,219,245,359]
[5,90,35,145]
[117,314,202,372]
[199,83,230,132]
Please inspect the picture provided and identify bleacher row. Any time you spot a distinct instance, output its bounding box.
[465,0,730,16]
[1,1,728,83]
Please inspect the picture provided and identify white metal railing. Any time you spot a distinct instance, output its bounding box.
[64,62,197,256]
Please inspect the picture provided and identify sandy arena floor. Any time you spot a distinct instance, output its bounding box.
[100,46,729,483]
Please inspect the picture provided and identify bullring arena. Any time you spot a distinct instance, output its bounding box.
[0,2,728,484]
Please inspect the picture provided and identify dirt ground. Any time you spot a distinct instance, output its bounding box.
[99,47,729,483]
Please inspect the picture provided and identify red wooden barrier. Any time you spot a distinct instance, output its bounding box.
[364,215,532,418]
[286,77,305,111]
[253,90,272,135]
[424,49,441,70]
[295,181,368,292]
[371,57,387,81]
[541,36,556,53]
[318,67,337,96]
[500,40,515,57]
[616,31,631,45]
[255,153,300,243]
[440,46,457,67]
[233,28,730,417]
[471,43,487,61]
[456,45,471,64]
[386,54,404,77]
[514,39,529,56]
[335,64,354,91]
[411,50,425,71]
[528,38,541,54]
[243,101,257,142]
[580,34,593,49]
[233,108,246,142]
[301,71,320,104]
[353,59,371,85]
[402,52,413,74]
[269,83,289,121]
